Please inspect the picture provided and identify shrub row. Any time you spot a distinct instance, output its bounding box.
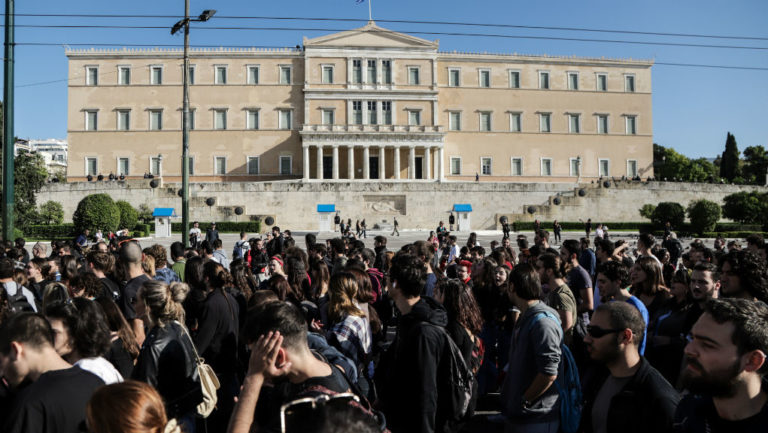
[148,221,262,234]
[512,221,653,232]
[24,224,77,239]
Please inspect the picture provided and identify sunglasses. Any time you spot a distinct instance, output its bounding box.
[280,393,359,433]
[587,325,624,338]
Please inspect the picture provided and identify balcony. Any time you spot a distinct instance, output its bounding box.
[301,124,444,134]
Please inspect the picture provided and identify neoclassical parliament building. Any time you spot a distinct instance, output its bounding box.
[66,21,653,183]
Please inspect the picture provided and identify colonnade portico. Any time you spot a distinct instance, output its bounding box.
[301,143,444,181]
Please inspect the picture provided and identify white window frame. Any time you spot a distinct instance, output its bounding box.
[480,157,492,176]
[246,109,260,130]
[247,156,260,175]
[214,65,228,85]
[85,157,98,176]
[116,109,130,131]
[278,109,293,130]
[597,114,609,134]
[539,70,550,89]
[117,157,130,176]
[449,157,462,176]
[150,65,163,85]
[627,159,638,177]
[569,157,580,177]
[118,65,130,85]
[321,64,334,84]
[511,157,523,176]
[148,109,162,131]
[351,59,363,84]
[366,60,377,84]
[187,64,196,85]
[86,66,98,86]
[381,101,392,125]
[85,110,98,131]
[351,101,363,125]
[599,158,610,177]
[149,156,162,177]
[214,156,227,175]
[479,111,492,132]
[367,101,378,125]
[624,74,636,92]
[596,73,607,91]
[279,155,292,175]
[448,68,460,87]
[213,109,227,130]
[568,113,581,133]
[279,65,292,85]
[508,70,521,89]
[408,109,421,126]
[381,60,392,84]
[247,65,260,84]
[478,69,491,88]
[321,108,335,125]
[540,157,553,176]
[448,111,461,131]
[567,71,579,90]
[625,115,637,135]
[539,112,551,133]
[509,112,522,132]
[407,66,420,85]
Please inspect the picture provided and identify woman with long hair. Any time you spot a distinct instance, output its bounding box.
[95,296,140,378]
[87,380,182,433]
[60,255,79,289]
[182,255,207,331]
[630,256,671,336]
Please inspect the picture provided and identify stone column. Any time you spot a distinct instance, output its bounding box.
[379,146,386,179]
[347,145,355,180]
[438,147,445,181]
[332,146,339,180]
[408,146,416,179]
[363,147,370,180]
[316,145,323,180]
[424,146,431,180]
[393,146,401,180]
[303,146,310,181]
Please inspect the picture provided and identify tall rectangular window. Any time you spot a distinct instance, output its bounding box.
[248,156,260,175]
[569,114,581,133]
[188,156,195,175]
[509,113,521,132]
[246,110,259,130]
[187,65,195,85]
[118,66,130,85]
[86,157,97,176]
[479,69,490,88]
[117,110,130,131]
[481,157,492,175]
[597,73,607,91]
[215,157,226,175]
[149,110,162,130]
[597,115,609,134]
[85,110,98,131]
[408,67,420,85]
[625,75,636,92]
[568,72,579,90]
[247,65,259,84]
[570,158,580,177]
[322,109,335,125]
[450,157,461,175]
[626,116,637,135]
[511,158,522,176]
[367,60,377,83]
[449,112,461,131]
[382,60,392,84]
[509,71,520,88]
[279,156,292,175]
[188,109,196,130]
[352,101,363,125]
[479,112,491,131]
[279,66,291,84]
[118,158,129,176]
[381,101,392,125]
[539,113,551,133]
[150,66,162,85]
[408,110,421,126]
[215,66,227,84]
[541,158,553,176]
[279,110,292,129]
[599,159,610,177]
[322,65,334,84]
[539,71,549,89]
[367,101,377,124]
[449,69,460,87]
[627,160,638,177]
[150,157,162,176]
[86,66,98,86]
[352,60,362,84]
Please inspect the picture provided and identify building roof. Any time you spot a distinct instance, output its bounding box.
[453,204,473,212]
[304,20,438,49]
[152,208,176,217]
[317,204,336,213]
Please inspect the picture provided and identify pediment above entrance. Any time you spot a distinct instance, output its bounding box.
[304,21,438,50]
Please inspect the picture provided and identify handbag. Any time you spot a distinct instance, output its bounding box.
[175,321,221,418]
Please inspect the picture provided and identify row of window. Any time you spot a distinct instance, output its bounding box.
[84,155,293,177]
[448,69,636,92]
[83,108,292,131]
[449,111,638,134]
[85,64,289,86]
[451,157,639,178]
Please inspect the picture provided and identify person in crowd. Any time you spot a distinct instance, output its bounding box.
[630,256,671,337]
[581,302,679,433]
[561,239,594,327]
[189,221,202,248]
[32,241,47,259]
[552,220,562,244]
[266,226,285,258]
[205,222,220,244]
[0,313,105,433]
[68,272,106,299]
[536,253,577,339]
[646,269,692,385]
[373,235,388,271]
[637,233,663,268]
[249,237,269,275]
[578,237,597,280]
[25,257,48,305]
[170,241,186,282]
[87,380,183,433]
[119,241,150,346]
[86,250,120,300]
[75,229,90,251]
[94,296,139,378]
[534,230,550,250]
[0,258,37,312]
[59,255,79,290]
[144,244,180,284]
[718,250,768,303]
[683,262,721,338]
[675,298,768,432]
[500,263,563,433]
[211,239,230,269]
[595,260,649,355]
[182,256,207,331]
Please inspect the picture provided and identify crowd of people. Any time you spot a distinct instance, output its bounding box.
[0,223,767,433]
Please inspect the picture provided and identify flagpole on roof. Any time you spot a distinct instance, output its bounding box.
[369,0,372,22]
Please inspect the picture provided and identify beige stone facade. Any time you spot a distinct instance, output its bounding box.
[66,22,653,183]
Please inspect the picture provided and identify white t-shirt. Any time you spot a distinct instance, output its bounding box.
[75,357,124,384]
[189,227,202,240]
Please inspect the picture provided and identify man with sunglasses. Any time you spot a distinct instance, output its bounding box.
[581,302,679,433]
[595,260,649,355]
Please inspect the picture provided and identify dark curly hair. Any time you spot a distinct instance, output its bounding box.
[719,250,768,303]
[45,297,111,359]
[435,279,483,335]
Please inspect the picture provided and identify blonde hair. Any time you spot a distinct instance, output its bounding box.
[139,280,188,327]
[327,272,365,324]
[142,255,156,278]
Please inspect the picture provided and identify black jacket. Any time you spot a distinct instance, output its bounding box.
[194,289,239,375]
[378,296,450,433]
[132,321,201,418]
[266,234,285,258]
[581,357,680,433]
[673,392,768,433]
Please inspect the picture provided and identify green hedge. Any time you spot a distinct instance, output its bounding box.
[702,231,768,238]
[24,224,77,239]
[512,221,653,232]
[148,221,262,233]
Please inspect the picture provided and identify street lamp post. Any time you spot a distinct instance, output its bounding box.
[171,4,215,248]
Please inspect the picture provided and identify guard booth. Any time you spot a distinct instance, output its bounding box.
[317,204,335,232]
[153,208,176,238]
[453,204,473,232]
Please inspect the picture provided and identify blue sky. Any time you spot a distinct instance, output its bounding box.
[3,0,766,158]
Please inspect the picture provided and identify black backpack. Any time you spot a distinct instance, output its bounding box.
[424,323,474,422]
[4,282,35,313]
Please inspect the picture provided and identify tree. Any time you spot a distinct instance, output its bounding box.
[741,145,768,185]
[38,200,64,225]
[0,152,49,230]
[115,200,139,230]
[73,194,120,233]
[721,191,768,225]
[687,199,721,234]
[639,204,656,220]
[651,202,686,229]
[720,132,740,181]
[653,144,717,182]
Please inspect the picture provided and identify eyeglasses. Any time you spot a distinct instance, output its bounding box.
[280,393,359,433]
[586,325,624,338]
